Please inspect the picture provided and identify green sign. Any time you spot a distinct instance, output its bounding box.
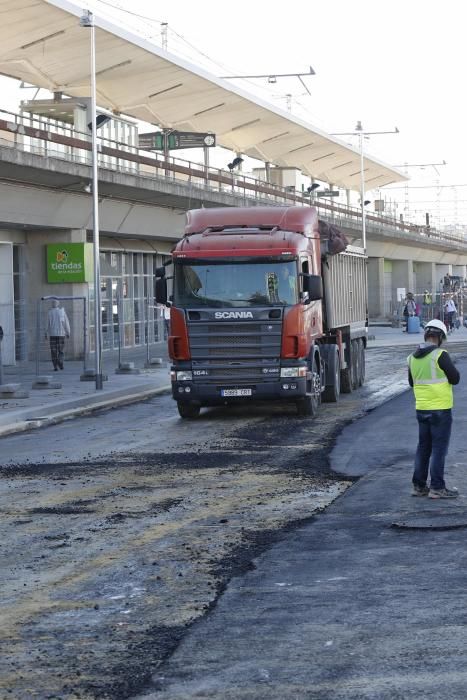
[46,243,93,283]
[139,131,216,151]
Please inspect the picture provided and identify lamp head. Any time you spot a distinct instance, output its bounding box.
[79,11,93,27]
[228,156,244,171]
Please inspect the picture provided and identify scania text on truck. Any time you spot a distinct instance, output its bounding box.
[155,206,368,419]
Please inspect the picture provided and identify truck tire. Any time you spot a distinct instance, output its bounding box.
[296,355,320,417]
[340,340,352,394]
[351,339,360,390]
[322,345,340,403]
[358,339,365,386]
[340,368,352,393]
[177,402,201,419]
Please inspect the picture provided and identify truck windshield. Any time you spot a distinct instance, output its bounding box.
[173,260,298,308]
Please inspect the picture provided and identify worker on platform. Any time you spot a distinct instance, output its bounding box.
[408,319,460,498]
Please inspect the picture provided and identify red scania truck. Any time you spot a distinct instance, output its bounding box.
[155,206,368,419]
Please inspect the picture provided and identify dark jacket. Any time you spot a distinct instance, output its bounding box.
[408,343,460,388]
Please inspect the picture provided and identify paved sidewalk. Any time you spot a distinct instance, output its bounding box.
[0,347,171,437]
[368,322,467,347]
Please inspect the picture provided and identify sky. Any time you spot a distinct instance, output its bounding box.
[2,0,466,228]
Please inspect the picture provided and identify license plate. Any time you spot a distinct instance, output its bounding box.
[221,388,252,397]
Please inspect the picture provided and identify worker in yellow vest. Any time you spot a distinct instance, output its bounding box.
[408,319,460,498]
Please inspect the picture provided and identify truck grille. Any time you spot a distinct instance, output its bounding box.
[188,318,282,384]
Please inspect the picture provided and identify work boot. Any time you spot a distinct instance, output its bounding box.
[428,487,459,499]
[412,484,429,497]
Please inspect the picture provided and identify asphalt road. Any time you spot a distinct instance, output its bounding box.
[135,358,467,700]
[0,345,454,699]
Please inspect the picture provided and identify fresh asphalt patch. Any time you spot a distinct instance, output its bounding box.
[132,357,467,700]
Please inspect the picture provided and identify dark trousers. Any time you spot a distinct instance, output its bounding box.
[413,409,452,490]
[50,336,65,369]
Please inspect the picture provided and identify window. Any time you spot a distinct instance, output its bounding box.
[174,259,299,308]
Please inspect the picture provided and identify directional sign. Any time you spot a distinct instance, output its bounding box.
[317,190,340,197]
[139,131,216,151]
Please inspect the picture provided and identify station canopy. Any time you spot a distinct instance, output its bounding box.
[0,0,407,191]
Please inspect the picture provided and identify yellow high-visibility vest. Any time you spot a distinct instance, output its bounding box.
[408,349,453,410]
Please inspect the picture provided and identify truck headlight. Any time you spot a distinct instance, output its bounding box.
[280,367,307,378]
[176,371,193,381]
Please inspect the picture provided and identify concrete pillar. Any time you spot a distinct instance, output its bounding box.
[367,257,385,318]
[73,105,87,136]
[74,105,90,165]
[393,259,414,297]
[0,242,14,364]
[413,262,437,294]
[452,264,466,279]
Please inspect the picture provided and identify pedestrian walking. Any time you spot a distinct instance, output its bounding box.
[403,292,417,331]
[444,296,457,333]
[408,319,460,499]
[45,299,70,371]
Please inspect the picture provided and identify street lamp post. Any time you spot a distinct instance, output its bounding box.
[357,126,366,251]
[80,10,103,390]
[331,123,399,252]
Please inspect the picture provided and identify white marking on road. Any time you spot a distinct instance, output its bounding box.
[327,576,348,581]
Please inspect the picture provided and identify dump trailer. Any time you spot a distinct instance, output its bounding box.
[155,206,368,419]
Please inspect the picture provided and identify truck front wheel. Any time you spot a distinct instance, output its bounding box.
[177,402,201,419]
[296,356,320,417]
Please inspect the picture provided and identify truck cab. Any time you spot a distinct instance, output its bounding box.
[156,206,367,419]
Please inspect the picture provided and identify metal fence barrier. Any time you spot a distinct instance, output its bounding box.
[391,288,465,333]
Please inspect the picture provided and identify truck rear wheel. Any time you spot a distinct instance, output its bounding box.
[351,339,360,390]
[341,339,357,394]
[357,339,365,386]
[177,402,201,419]
[322,345,340,403]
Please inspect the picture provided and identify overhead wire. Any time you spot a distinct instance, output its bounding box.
[94,0,164,24]
[96,0,319,117]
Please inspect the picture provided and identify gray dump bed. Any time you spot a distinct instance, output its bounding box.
[322,245,368,331]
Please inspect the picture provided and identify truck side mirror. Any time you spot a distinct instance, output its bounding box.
[155,266,166,279]
[302,274,323,301]
[155,277,168,304]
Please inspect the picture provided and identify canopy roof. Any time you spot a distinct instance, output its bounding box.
[0,0,407,191]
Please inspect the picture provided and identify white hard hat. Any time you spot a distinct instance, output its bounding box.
[424,319,447,339]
